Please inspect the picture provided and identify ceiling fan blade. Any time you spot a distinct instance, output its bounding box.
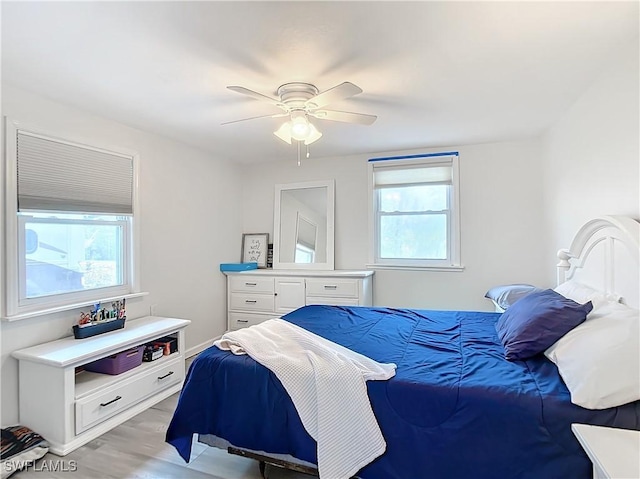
[309,110,377,125]
[221,112,288,126]
[305,82,363,109]
[227,86,282,106]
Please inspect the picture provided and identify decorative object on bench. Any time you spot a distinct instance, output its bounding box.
[1,425,49,479]
[151,336,178,356]
[84,345,144,375]
[73,318,125,339]
[143,344,164,362]
[73,299,127,339]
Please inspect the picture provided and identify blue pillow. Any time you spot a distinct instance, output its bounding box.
[495,289,592,361]
[485,284,543,310]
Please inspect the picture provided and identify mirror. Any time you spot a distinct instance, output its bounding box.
[273,180,335,270]
[295,214,317,264]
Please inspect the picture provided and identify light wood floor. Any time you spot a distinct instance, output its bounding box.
[18,363,314,479]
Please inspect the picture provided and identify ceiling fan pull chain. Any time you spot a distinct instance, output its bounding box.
[297,140,301,167]
[306,144,310,159]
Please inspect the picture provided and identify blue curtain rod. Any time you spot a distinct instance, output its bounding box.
[368,151,459,162]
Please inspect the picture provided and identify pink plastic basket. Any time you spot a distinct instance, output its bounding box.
[84,345,144,375]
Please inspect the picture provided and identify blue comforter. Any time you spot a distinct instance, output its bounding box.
[167,305,640,478]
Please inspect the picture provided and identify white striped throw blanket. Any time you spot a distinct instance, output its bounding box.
[214,318,396,479]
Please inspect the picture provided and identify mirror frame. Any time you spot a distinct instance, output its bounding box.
[273,179,335,270]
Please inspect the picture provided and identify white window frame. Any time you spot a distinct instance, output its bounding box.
[3,118,143,321]
[367,153,463,271]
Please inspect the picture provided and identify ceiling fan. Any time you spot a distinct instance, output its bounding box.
[222,82,377,145]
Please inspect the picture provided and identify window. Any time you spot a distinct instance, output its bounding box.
[4,120,139,319]
[369,153,462,270]
[20,213,128,299]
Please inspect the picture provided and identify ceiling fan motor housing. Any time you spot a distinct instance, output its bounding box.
[277,82,319,110]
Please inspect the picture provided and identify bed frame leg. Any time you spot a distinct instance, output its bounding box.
[259,461,266,478]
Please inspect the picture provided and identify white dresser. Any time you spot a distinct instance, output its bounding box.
[224,270,373,330]
[12,316,190,456]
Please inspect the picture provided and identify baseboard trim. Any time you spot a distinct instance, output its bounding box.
[186,336,221,358]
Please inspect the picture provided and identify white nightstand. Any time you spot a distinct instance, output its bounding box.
[572,424,640,479]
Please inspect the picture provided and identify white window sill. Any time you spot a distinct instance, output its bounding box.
[2,291,149,322]
[366,264,465,272]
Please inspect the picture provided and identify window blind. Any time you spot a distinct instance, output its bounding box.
[17,131,134,215]
[373,160,453,188]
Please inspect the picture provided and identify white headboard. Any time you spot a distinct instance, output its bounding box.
[557,216,640,309]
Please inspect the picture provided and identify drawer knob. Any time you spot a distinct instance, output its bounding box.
[245,282,257,286]
[100,395,122,407]
[324,285,338,289]
[158,371,174,380]
[245,300,257,303]
[238,320,248,323]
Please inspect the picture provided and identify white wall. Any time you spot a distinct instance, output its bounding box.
[1,85,243,425]
[242,140,548,310]
[540,38,640,284]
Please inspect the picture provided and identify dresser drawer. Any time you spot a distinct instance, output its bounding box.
[230,293,275,312]
[75,356,184,434]
[305,278,359,298]
[230,276,274,294]
[306,297,360,306]
[229,312,272,331]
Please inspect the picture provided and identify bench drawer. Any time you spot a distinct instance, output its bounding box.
[75,356,183,434]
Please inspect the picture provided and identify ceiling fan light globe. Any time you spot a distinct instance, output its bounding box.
[291,121,311,140]
[304,124,322,145]
[274,122,293,144]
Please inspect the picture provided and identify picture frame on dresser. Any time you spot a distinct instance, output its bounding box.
[241,233,269,268]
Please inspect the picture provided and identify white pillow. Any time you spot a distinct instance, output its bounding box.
[545,302,640,409]
[554,280,619,311]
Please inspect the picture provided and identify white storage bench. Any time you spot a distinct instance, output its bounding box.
[12,316,190,455]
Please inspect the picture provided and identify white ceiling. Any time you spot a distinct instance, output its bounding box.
[2,2,638,164]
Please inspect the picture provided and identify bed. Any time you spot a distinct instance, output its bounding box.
[167,216,640,478]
